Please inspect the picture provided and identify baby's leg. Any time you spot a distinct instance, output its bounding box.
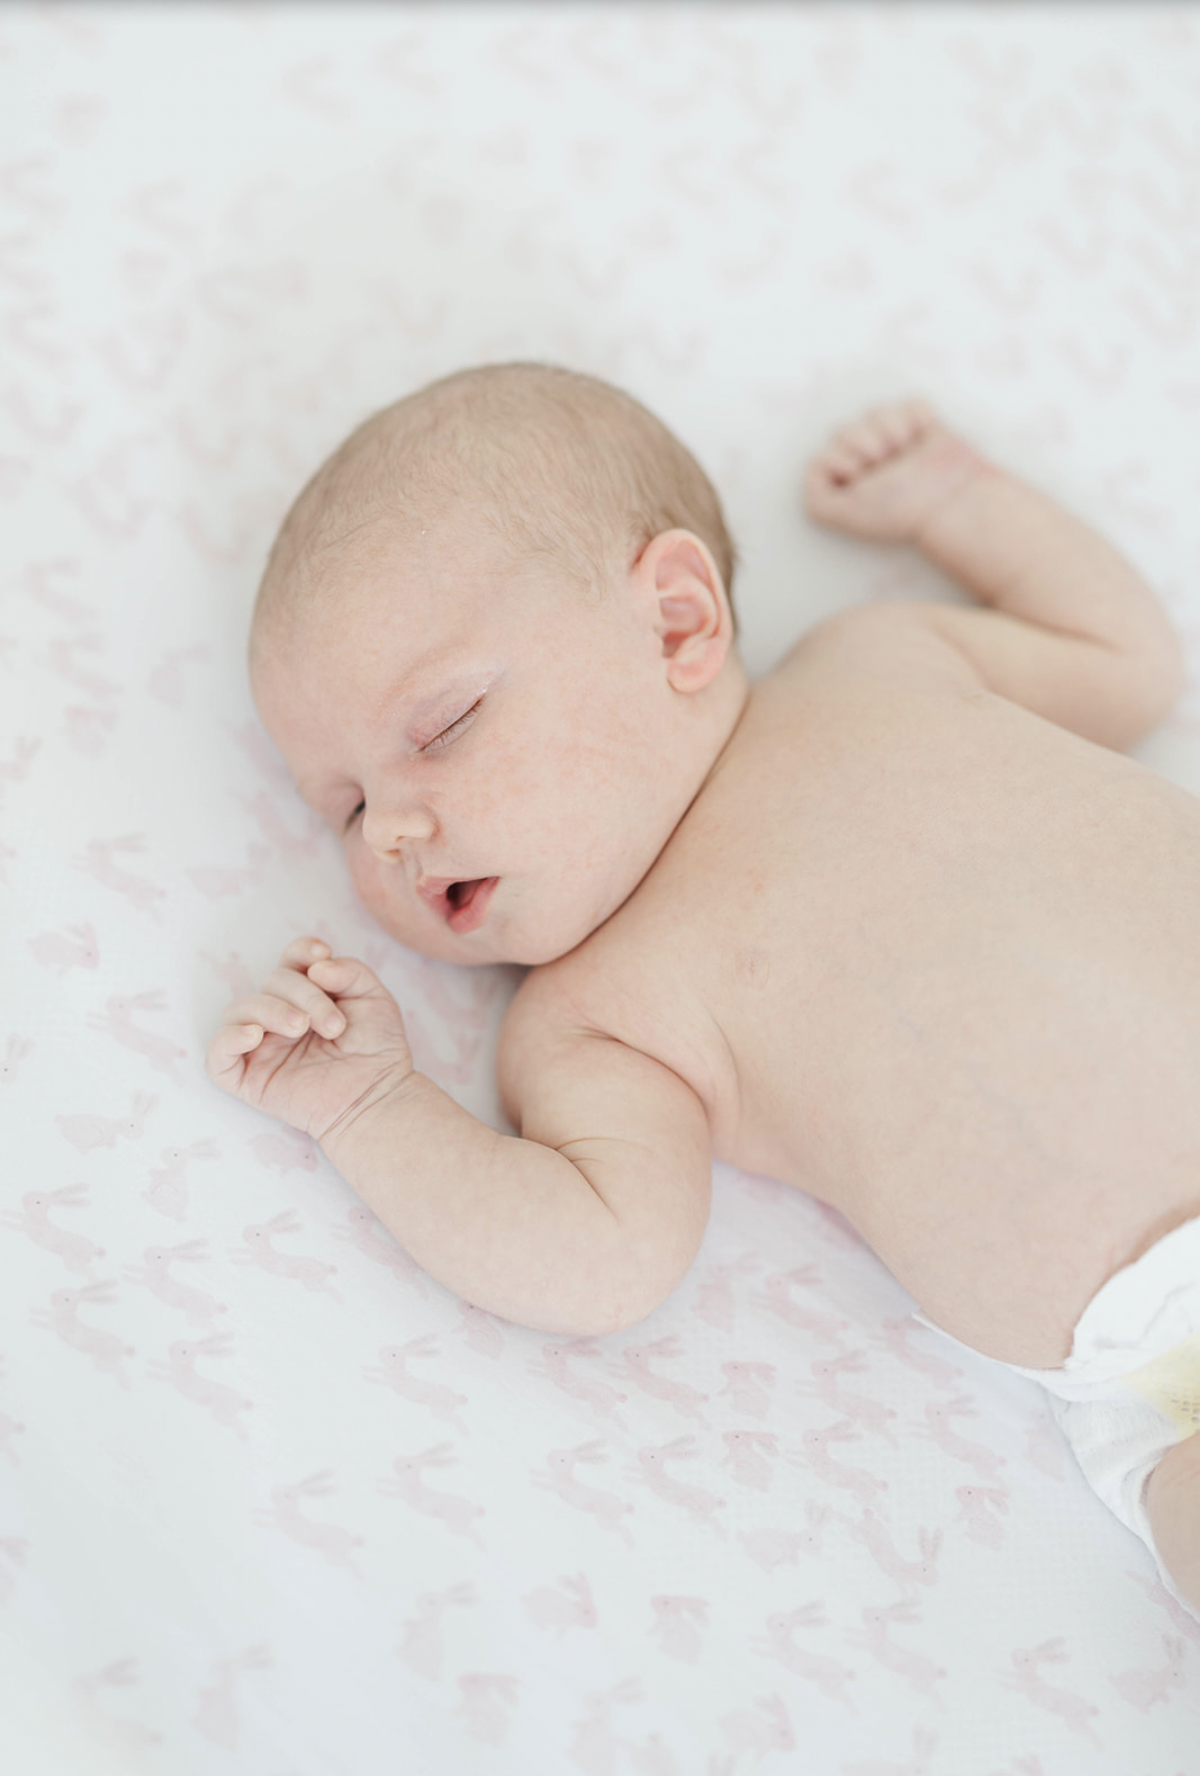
[1144,1433,1200,1613]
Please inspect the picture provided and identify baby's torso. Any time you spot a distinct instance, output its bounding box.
[516,612,1200,1365]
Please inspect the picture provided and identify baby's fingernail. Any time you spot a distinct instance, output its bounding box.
[287,1012,307,1032]
[323,1014,345,1036]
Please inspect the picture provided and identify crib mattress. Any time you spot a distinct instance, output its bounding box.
[3,5,1199,1770]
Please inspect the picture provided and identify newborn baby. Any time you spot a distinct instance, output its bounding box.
[209,363,1200,1612]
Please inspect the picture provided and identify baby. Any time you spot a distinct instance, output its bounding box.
[209,363,1200,1613]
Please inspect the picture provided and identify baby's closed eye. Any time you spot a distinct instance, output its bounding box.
[419,697,483,754]
[337,696,486,834]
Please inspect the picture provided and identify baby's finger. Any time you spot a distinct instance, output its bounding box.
[871,414,911,454]
[280,935,333,972]
[222,992,314,1040]
[805,458,851,499]
[305,954,389,1003]
[206,1020,264,1088]
[260,966,346,1038]
[825,436,873,475]
[853,418,899,463]
[804,461,855,515]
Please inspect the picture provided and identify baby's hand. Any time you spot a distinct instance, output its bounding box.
[206,938,414,1143]
[803,400,987,544]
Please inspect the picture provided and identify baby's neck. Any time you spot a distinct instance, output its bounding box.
[664,653,751,835]
[703,652,752,775]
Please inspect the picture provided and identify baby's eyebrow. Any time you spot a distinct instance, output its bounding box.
[379,670,488,738]
[397,682,469,731]
[388,661,502,733]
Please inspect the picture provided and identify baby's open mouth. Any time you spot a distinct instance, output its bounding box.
[419,875,500,935]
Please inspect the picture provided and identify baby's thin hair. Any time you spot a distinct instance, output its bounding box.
[254,361,738,643]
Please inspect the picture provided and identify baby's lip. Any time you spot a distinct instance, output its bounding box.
[417,875,500,935]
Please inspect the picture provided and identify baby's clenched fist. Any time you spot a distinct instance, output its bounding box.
[206,937,414,1143]
[804,399,987,544]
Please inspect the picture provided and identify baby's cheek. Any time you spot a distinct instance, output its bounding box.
[346,850,389,920]
[347,852,422,947]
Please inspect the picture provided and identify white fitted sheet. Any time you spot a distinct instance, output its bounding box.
[3,5,1200,1770]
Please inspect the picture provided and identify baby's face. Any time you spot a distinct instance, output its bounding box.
[253,522,705,966]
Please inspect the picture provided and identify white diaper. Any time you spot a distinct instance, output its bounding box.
[919,1215,1200,1614]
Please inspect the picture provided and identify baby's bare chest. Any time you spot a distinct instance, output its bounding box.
[556,677,1200,1361]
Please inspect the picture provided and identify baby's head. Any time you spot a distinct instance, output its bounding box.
[250,362,746,966]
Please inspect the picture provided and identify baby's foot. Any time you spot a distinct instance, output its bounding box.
[803,400,988,545]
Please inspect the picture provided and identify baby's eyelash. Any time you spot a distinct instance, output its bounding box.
[344,800,365,833]
[422,698,483,755]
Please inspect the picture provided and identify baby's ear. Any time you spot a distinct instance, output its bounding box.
[636,530,733,693]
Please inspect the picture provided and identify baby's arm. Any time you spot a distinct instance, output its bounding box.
[805,402,1185,749]
[207,941,711,1334]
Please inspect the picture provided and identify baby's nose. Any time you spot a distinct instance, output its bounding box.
[361,799,435,860]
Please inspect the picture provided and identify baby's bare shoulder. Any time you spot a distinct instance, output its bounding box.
[776,599,982,694]
[498,936,649,1068]
[499,605,980,1021]
[780,596,1177,755]
[496,601,1004,1118]
[494,945,718,1150]
[497,894,726,1122]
